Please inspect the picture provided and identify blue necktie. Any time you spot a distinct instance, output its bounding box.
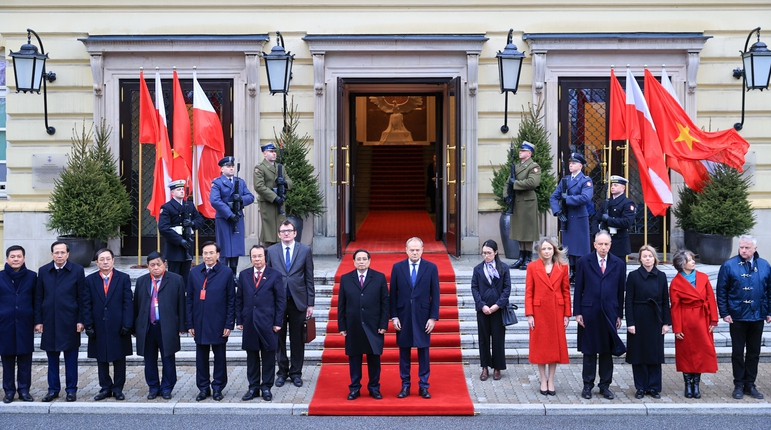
[285,247,292,272]
[411,263,417,288]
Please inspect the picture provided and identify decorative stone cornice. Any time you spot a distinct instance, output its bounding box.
[79,34,270,54]
[304,34,488,55]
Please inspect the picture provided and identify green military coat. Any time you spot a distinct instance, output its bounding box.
[503,157,541,242]
[254,159,293,244]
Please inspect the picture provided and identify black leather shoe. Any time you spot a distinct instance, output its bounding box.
[648,390,661,399]
[745,385,764,399]
[369,390,383,400]
[212,391,224,401]
[419,388,431,399]
[509,251,525,269]
[161,392,172,400]
[292,377,303,388]
[66,392,76,402]
[3,393,13,404]
[241,390,257,401]
[581,387,592,399]
[261,389,272,401]
[42,391,59,402]
[275,376,286,388]
[147,392,158,400]
[94,391,112,401]
[397,387,410,398]
[19,392,33,402]
[600,388,614,400]
[195,389,210,401]
[634,389,644,399]
[347,390,360,400]
[113,391,125,401]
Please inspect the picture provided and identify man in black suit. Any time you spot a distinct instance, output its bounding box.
[158,180,204,286]
[267,219,315,388]
[35,241,86,403]
[83,248,133,401]
[186,242,236,401]
[134,252,187,400]
[339,249,389,400]
[236,245,285,402]
[390,237,440,399]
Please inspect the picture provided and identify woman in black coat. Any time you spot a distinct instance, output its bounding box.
[470,240,511,381]
[625,245,671,399]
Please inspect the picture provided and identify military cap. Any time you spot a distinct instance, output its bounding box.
[261,143,277,152]
[218,156,235,167]
[569,153,587,165]
[519,141,535,152]
[609,175,628,185]
[168,179,186,190]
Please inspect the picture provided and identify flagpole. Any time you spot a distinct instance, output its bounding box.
[662,153,668,262]
[192,66,200,265]
[138,68,144,267]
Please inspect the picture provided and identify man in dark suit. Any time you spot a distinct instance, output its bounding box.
[574,231,626,400]
[390,237,440,399]
[210,156,255,278]
[0,245,37,403]
[267,219,315,388]
[236,245,285,402]
[83,248,133,401]
[35,241,86,403]
[134,252,186,400]
[186,241,236,401]
[593,175,636,259]
[339,249,389,400]
[158,179,205,286]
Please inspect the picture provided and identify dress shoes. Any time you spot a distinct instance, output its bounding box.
[275,376,286,387]
[3,393,13,404]
[161,392,172,400]
[581,387,592,399]
[539,389,549,396]
[634,389,645,399]
[94,390,112,401]
[369,390,383,400]
[195,389,211,401]
[113,391,125,401]
[397,387,410,398]
[648,390,661,399]
[493,369,501,381]
[745,385,765,399]
[262,389,273,401]
[419,388,431,399]
[600,388,615,400]
[241,390,257,401]
[292,377,303,388]
[212,391,224,401]
[42,391,59,402]
[19,392,33,402]
[147,392,158,400]
[479,368,489,381]
[547,390,556,396]
[66,392,77,402]
[347,390,361,401]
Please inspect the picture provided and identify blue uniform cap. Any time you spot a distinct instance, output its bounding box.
[569,153,587,165]
[261,143,277,152]
[218,156,235,167]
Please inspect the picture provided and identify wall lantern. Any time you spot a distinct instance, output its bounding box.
[496,29,526,134]
[263,31,295,134]
[731,27,771,131]
[9,28,57,135]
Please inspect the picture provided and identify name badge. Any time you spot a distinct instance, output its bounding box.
[200,290,206,300]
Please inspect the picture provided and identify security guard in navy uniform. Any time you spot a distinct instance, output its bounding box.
[593,175,636,259]
[158,180,204,287]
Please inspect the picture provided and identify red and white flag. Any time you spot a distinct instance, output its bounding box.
[171,70,192,185]
[146,70,173,220]
[138,70,158,145]
[192,71,225,218]
[608,68,626,141]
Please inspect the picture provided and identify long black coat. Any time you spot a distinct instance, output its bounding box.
[573,252,626,356]
[158,198,205,262]
[186,262,235,345]
[236,266,285,351]
[0,264,37,355]
[35,260,86,352]
[83,270,134,362]
[470,260,511,311]
[134,271,186,358]
[339,269,389,356]
[593,195,636,258]
[389,259,440,348]
[625,266,671,365]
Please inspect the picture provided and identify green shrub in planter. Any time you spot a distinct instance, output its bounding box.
[689,165,755,236]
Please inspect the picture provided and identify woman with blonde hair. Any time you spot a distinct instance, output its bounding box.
[525,237,571,395]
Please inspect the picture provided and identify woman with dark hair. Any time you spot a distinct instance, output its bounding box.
[525,237,571,396]
[670,249,718,399]
[625,245,671,399]
[470,239,511,381]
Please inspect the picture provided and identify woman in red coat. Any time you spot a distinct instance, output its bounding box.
[670,249,718,399]
[525,237,571,396]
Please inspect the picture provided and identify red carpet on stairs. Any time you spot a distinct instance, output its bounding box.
[308,211,474,416]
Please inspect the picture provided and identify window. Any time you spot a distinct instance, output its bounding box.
[0,56,7,197]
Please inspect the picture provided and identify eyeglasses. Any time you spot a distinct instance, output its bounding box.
[279,229,295,234]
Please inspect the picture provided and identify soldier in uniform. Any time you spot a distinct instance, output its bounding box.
[211,156,255,278]
[503,141,541,269]
[550,153,593,282]
[158,180,205,286]
[593,175,636,259]
[254,143,293,248]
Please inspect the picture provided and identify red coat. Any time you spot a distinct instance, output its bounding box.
[525,259,571,364]
[670,271,718,373]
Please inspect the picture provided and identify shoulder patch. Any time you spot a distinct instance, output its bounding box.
[532,167,539,173]
[630,205,635,211]
[585,181,592,187]
[159,208,164,214]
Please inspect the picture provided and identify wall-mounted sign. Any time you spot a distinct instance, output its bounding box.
[32,154,68,189]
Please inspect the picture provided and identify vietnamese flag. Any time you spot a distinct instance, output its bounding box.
[608,69,626,141]
[138,70,157,145]
[644,69,749,171]
[171,70,192,185]
[192,71,225,218]
[625,69,673,216]
[146,70,173,220]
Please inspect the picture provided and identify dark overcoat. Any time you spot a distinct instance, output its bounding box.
[186,262,235,345]
[35,260,85,352]
[210,174,255,258]
[253,159,293,244]
[158,198,205,262]
[716,252,771,322]
[338,268,389,356]
[134,271,186,357]
[593,195,636,257]
[550,171,594,256]
[470,260,511,311]
[573,252,626,356]
[0,264,37,355]
[83,270,134,362]
[389,259,440,348]
[624,266,671,365]
[236,266,285,352]
[266,242,315,311]
[503,158,542,242]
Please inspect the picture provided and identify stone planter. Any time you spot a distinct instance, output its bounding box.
[57,236,95,268]
[695,232,733,265]
[498,212,519,259]
[683,229,698,252]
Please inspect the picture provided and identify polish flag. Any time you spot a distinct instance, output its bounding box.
[192,71,225,218]
[138,70,158,145]
[171,70,192,185]
[608,68,626,140]
[146,70,173,220]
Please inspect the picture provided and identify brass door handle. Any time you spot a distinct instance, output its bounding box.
[330,146,337,185]
[341,145,350,185]
[461,145,466,185]
[446,145,456,185]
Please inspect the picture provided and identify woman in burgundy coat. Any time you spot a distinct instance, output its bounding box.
[670,249,718,399]
[525,237,571,396]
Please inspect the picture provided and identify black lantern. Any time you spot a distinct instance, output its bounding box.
[9,29,56,135]
[732,27,771,131]
[263,32,294,96]
[496,29,526,133]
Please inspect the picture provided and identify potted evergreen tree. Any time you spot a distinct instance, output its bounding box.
[491,103,557,258]
[47,121,132,266]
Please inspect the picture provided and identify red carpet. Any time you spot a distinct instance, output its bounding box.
[344,210,445,253]
[309,212,473,415]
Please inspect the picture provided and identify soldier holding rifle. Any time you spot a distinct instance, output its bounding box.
[593,175,636,259]
[503,141,541,270]
[211,156,255,278]
[159,180,204,286]
[254,143,293,248]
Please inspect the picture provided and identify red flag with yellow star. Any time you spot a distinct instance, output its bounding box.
[643,69,749,171]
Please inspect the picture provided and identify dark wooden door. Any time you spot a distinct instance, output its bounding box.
[444,77,462,257]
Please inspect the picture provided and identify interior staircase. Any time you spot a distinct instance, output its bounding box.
[368,145,426,210]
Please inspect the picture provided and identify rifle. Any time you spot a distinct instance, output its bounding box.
[557,151,568,229]
[230,163,243,234]
[182,186,195,260]
[505,140,516,215]
[275,139,288,215]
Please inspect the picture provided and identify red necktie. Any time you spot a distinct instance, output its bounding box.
[600,258,606,274]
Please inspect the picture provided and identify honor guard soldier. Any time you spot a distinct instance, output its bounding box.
[503,141,541,269]
[254,143,293,248]
[158,180,204,286]
[211,156,255,278]
[593,175,636,259]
